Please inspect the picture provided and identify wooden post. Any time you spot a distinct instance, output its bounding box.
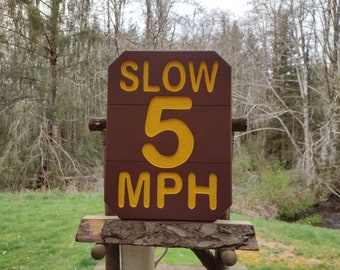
[121,246,154,270]
[216,118,247,270]
[89,119,120,270]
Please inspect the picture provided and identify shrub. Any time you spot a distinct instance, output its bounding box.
[258,166,317,220]
[232,146,317,220]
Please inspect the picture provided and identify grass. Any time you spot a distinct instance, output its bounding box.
[1,191,103,270]
[1,191,339,269]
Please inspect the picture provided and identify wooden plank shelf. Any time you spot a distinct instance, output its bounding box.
[76,215,258,251]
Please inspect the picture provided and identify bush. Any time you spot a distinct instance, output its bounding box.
[232,143,317,220]
[258,166,317,220]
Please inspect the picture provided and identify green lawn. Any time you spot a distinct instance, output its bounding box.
[1,191,104,270]
[1,191,339,269]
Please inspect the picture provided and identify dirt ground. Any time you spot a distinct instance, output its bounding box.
[235,237,326,269]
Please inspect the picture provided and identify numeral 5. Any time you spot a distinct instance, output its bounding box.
[142,96,194,168]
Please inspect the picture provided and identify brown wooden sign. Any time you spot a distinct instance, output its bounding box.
[105,51,232,221]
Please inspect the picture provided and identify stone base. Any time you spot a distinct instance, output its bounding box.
[94,262,248,270]
[157,264,248,270]
[93,262,105,270]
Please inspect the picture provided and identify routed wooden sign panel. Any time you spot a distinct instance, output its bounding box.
[105,51,232,221]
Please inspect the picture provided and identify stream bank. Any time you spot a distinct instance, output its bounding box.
[296,194,340,229]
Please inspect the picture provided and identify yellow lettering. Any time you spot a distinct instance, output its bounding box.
[162,61,186,92]
[157,172,183,208]
[189,60,219,93]
[188,173,217,210]
[120,60,139,92]
[143,61,160,92]
[118,172,150,208]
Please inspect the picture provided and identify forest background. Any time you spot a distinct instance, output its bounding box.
[1,0,339,221]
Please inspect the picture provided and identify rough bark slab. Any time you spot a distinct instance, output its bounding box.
[76,216,258,251]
